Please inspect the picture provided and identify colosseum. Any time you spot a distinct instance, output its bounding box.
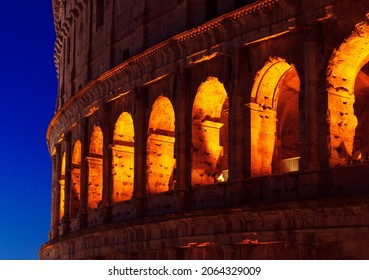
[40,0,369,259]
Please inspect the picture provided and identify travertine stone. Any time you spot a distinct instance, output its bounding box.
[42,0,369,260]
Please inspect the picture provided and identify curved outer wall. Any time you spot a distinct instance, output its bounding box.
[41,0,369,259]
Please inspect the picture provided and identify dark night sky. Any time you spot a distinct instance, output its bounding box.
[0,1,56,259]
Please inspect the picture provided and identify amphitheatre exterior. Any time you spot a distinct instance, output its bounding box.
[40,0,369,259]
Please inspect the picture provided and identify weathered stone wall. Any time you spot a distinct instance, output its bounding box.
[41,188,369,259]
[44,0,369,259]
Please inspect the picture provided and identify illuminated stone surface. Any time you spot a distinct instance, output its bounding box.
[147,96,176,193]
[41,0,369,259]
[249,58,300,176]
[112,112,134,202]
[192,77,228,185]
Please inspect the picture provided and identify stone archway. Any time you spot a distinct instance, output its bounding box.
[59,152,66,221]
[191,77,229,186]
[249,57,300,176]
[327,19,369,166]
[147,96,176,194]
[71,140,81,218]
[112,112,134,202]
[87,125,103,209]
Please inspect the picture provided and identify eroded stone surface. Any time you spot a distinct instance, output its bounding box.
[43,0,369,259]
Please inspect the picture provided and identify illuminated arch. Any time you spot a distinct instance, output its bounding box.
[87,125,103,209]
[148,96,176,133]
[250,57,300,176]
[59,152,66,221]
[112,112,134,202]
[71,140,81,218]
[89,125,103,156]
[327,20,369,166]
[147,96,176,194]
[191,77,229,186]
[72,140,81,165]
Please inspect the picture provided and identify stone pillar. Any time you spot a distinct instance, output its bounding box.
[49,153,56,239]
[303,23,320,171]
[51,144,61,238]
[87,1,93,81]
[61,132,72,234]
[79,117,89,229]
[133,87,147,218]
[102,103,113,223]
[228,49,244,183]
[174,70,190,211]
[226,49,247,205]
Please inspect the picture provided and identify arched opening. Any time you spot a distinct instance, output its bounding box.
[59,152,66,222]
[354,65,369,160]
[147,96,176,194]
[191,76,229,186]
[71,140,81,218]
[112,112,134,202]
[87,125,103,209]
[327,20,369,166]
[250,57,300,176]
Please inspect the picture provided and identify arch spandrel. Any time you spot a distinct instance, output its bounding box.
[327,20,369,166]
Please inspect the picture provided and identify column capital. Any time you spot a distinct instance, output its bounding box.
[303,24,321,171]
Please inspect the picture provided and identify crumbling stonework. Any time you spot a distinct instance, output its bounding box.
[41,0,369,259]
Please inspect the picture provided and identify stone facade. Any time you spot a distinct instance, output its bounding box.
[40,0,369,259]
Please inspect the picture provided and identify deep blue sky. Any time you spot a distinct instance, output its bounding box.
[0,2,56,259]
